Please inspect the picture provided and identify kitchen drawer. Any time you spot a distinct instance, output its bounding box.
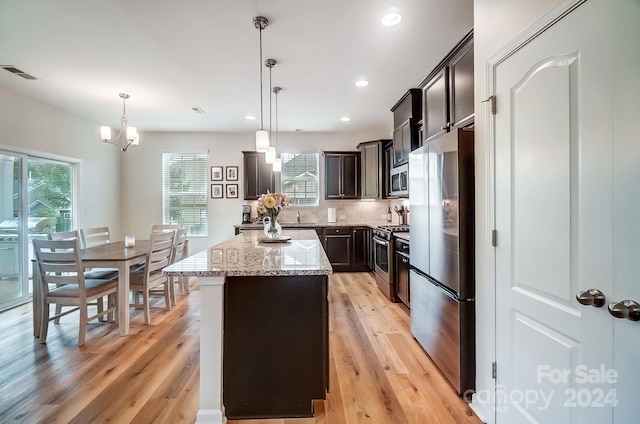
[394,238,410,255]
[325,227,352,235]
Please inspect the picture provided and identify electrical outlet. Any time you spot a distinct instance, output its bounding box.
[339,214,346,220]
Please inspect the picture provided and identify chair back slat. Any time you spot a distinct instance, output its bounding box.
[80,227,111,248]
[48,230,80,242]
[151,224,180,234]
[145,231,175,275]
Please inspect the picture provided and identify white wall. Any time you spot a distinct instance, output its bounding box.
[122,129,390,253]
[0,85,123,237]
[472,0,564,422]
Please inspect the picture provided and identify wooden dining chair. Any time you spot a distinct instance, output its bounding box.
[33,238,119,345]
[169,227,189,304]
[129,230,175,324]
[47,230,117,322]
[57,229,118,280]
[80,226,111,249]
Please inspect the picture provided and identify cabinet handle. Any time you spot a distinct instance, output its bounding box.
[440,122,451,131]
[402,258,408,264]
[335,229,339,233]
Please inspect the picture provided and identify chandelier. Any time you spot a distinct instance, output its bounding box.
[100,93,140,152]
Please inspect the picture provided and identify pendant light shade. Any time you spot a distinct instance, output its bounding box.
[255,129,269,152]
[265,146,276,163]
[272,157,282,172]
[254,16,270,152]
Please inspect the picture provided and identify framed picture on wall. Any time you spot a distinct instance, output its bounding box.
[226,184,238,199]
[211,166,223,181]
[226,166,238,181]
[211,184,223,199]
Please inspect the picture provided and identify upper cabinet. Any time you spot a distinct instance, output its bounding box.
[357,139,391,200]
[390,89,422,167]
[324,151,361,199]
[243,151,276,200]
[422,32,474,144]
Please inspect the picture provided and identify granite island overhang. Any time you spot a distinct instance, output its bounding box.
[164,229,333,423]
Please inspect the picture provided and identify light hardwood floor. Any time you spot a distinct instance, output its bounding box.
[0,273,482,424]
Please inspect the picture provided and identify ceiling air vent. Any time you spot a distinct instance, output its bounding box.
[191,107,205,114]
[1,65,37,80]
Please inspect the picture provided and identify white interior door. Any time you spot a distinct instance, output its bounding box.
[493,0,623,423]
[610,1,640,423]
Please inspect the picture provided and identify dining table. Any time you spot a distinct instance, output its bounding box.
[32,239,149,338]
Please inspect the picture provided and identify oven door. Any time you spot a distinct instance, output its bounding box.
[373,235,394,299]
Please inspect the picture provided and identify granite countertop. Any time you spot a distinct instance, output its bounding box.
[164,229,332,277]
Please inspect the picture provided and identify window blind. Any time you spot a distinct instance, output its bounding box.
[280,153,319,206]
[161,152,208,236]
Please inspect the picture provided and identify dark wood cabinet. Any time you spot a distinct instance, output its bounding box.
[318,226,371,272]
[394,237,410,307]
[391,89,422,167]
[243,151,276,200]
[422,32,474,144]
[357,139,391,200]
[351,227,370,272]
[323,227,352,269]
[449,39,474,129]
[423,67,449,142]
[324,151,360,199]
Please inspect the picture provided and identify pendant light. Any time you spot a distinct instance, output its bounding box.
[264,58,277,163]
[272,86,282,172]
[253,16,270,152]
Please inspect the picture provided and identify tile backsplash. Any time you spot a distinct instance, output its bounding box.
[246,198,411,225]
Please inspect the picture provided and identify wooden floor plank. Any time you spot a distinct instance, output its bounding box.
[0,273,482,424]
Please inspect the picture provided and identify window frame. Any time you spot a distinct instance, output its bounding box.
[161,151,209,237]
[279,152,320,207]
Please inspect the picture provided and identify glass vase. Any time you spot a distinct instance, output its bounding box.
[263,215,282,239]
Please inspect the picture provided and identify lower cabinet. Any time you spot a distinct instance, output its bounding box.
[323,227,352,269]
[394,238,410,307]
[318,226,371,272]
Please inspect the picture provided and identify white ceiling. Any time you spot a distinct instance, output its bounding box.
[0,0,473,136]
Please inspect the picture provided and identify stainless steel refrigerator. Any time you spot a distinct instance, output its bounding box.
[408,127,475,396]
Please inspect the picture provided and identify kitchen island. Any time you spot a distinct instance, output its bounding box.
[163,229,332,423]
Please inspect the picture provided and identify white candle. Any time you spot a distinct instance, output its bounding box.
[124,235,135,247]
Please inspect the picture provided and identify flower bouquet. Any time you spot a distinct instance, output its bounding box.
[257,191,290,238]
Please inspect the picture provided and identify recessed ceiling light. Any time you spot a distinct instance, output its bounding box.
[355,80,369,87]
[341,116,351,122]
[246,115,256,120]
[381,12,402,26]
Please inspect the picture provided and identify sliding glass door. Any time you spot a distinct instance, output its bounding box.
[0,153,26,309]
[0,152,74,311]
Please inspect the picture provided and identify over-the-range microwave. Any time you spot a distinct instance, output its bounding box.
[389,163,408,197]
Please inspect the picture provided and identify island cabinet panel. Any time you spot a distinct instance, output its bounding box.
[223,275,329,419]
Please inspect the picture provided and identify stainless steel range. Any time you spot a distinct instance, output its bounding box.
[372,224,409,300]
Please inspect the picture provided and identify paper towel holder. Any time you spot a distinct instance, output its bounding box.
[328,207,337,223]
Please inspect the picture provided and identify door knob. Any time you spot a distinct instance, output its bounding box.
[576,289,606,307]
[608,300,640,321]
